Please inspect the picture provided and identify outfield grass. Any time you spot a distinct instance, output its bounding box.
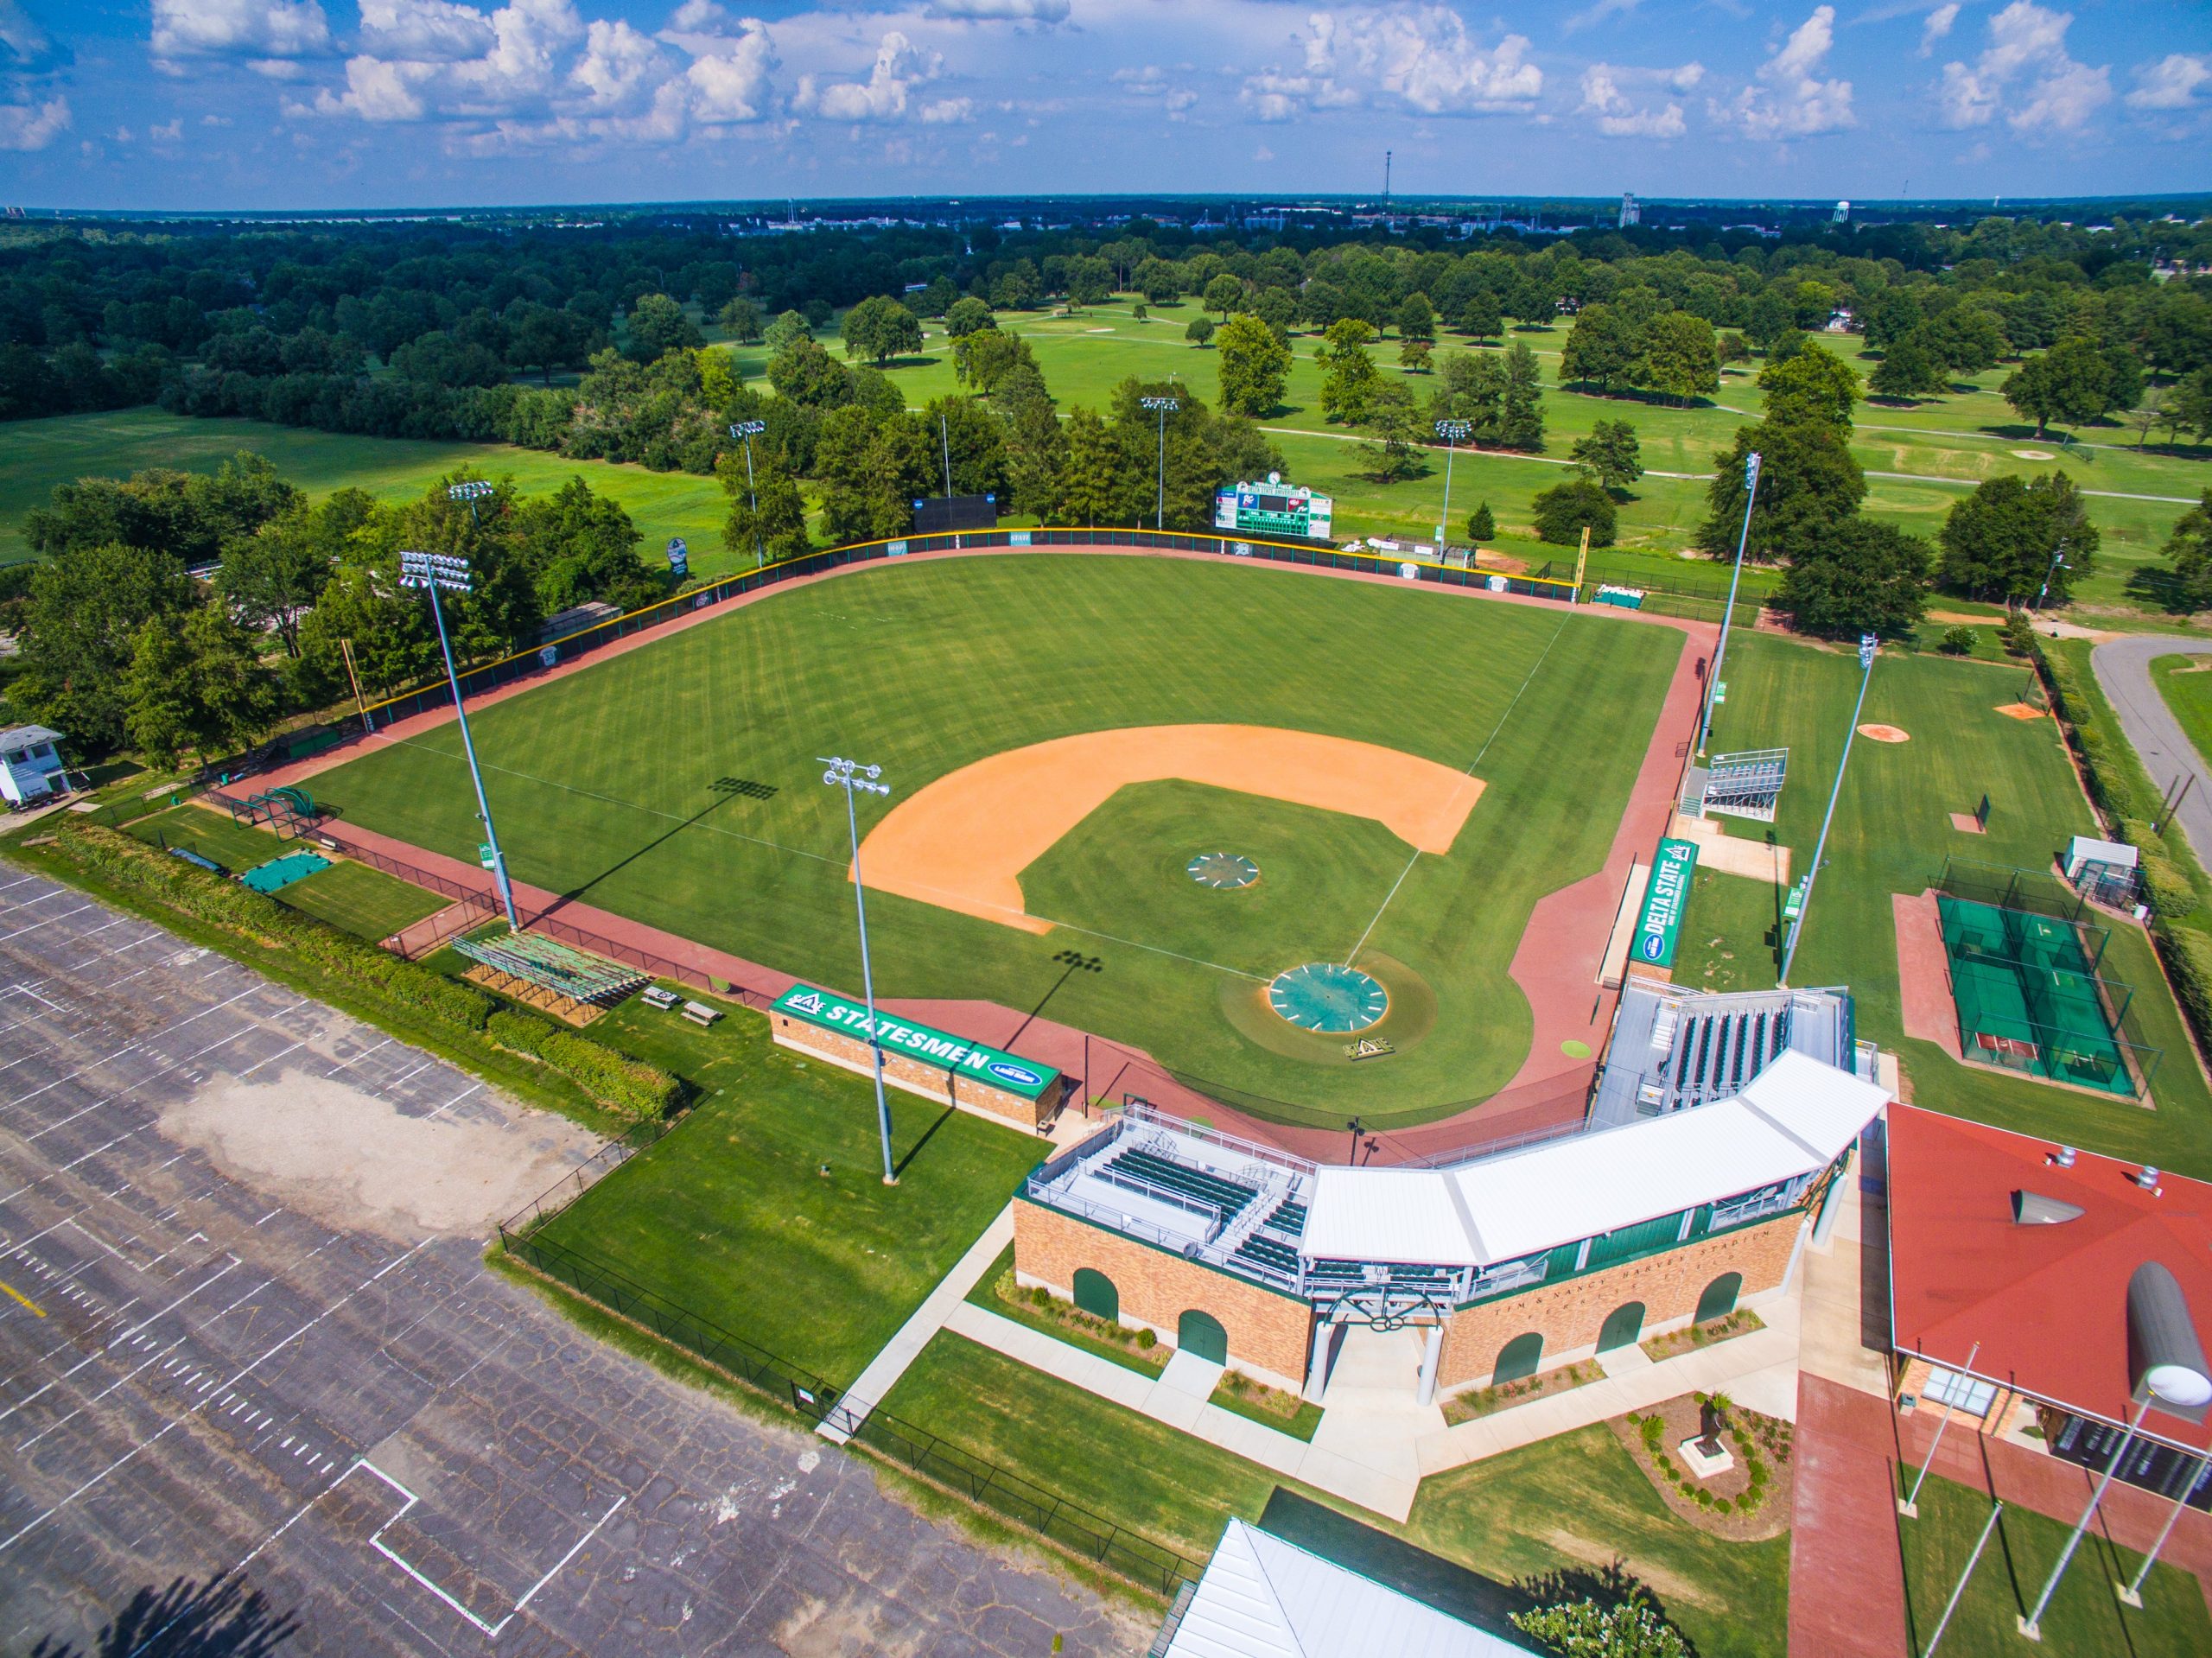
[1897,1472,2212,1657]
[530,1006,1041,1386]
[2152,654,2212,770]
[1671,867,1783,995]
[307,553,1681,1126]
[126,803,446,941]
[1681,631,2212,1177]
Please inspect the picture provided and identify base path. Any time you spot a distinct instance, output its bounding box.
[2089,633,2212,865]
[859,724,1484,934]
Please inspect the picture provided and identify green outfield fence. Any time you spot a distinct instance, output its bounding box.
[207,528,1589,778]
[497,1116,1204,1599]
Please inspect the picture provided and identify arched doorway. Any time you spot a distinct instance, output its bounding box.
[1494,1331,1544,1385]
[1178,1309,1229,1364]
[1597,1301,1646,1353]
[1695,1272,1744,1325]
[1072,1267,1118,1323]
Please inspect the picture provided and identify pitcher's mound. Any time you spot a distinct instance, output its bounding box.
[1858,724,1910,743]
[1995,702,2044,721]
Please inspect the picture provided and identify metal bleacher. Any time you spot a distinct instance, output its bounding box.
[1590,981,1863,1128]
[1700,748,1789,823]
[451,930,649,1010]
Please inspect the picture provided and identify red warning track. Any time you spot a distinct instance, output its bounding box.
[254,542,1716,1165]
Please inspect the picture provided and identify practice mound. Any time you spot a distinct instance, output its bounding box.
[856,724,1484,933]
[1858,724,1910,743]
[1995,703,2045,721]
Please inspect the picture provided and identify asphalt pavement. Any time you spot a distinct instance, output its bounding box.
[2087,632,2212,862]
[0,868,1139,1657]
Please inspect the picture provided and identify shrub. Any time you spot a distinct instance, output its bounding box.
[2001,611,2037,657]
[1714,1497,1732,1515]
[539,1028,683,1119]
[2158,924,2212,1042]
[2120,818,2196,918]
[1135,1328,1157,1348]
[1941,625,1976,656]
[1694,1487,1713,1507]
[486,1007,556,1055]
[1530,478,1618,548]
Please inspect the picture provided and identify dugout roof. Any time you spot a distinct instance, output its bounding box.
[1887,1106,2212,1452]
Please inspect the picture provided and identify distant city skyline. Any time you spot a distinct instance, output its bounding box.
[1,1,2205,212]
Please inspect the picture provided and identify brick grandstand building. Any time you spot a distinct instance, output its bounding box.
[1014,984,1891,1401]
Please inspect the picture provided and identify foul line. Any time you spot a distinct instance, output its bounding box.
[1343,611,1573,970]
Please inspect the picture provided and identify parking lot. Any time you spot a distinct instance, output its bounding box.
[0,868,1141,1656]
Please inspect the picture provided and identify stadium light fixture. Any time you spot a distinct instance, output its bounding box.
[1698,450,1761,755]
[1433,419,1473,545]
[729,422,768,568]
[821,755,899,1185]
[1779,630,1877,987]
[2035,539,2069,612]
[1140,395,1180,530]
[398,549,519,930]
[447,478,495,525]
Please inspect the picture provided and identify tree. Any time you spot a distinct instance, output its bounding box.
[1641,311,1719,403]
[123,604,281,768]
[1500,342,1547,452]
[1867,332,1947,400]
[990,259,1042,311]
[1131,257,1182,304]
[2160,489,2212,611]
[1056,406,1122,524]
[716,296,766,342]
[515,476,657,613]
[219,511,337,657]
[1459,292,1503,342]
[1560,304,1639,393]
[1937,472,2099,604]
[1203,274,1244,320]
[954,329,1039,395]
[1512,1593,1688,1658]
[1319,319,1382,425]
[998,368,1067,518]
[840,295,924,366]
[13,541,197,749]
[1395,293,1436,342]
[1926,304,2007,374]
[510,303,598,384]
[1696,420,1866,564]
[625,293,704,362]
[718,448,809,565]
[1185,314,1217,347]
[2003,339,2110,438]
[1758,342,1859,431]
[1571,419,1643,495]
[1363,384,1427,483]
[1400,338,1433,373]
[2125,388,2170,451]
[1217,314,1292,416]
[763,309,813,354]
[1468,501,1496,541]
[767,336,855,410]
[1718,332,1751,369]
[1065,257,1113,309]
[1777,518,1933,638]
[1745,289,1795,353]
[1250,286,1298,339]
[944,296,997,340]
[1531,478,1618,547]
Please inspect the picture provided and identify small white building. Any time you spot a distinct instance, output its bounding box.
[2063,835,2138,884]
[0,725,67,807]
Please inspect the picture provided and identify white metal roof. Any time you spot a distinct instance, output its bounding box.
[2065,835,2137,872]
[1162,1521,1536,1658]
[1301,1051,1889,1268]
[0,725,61,749]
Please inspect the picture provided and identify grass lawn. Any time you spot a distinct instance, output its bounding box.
[304,553,1681,1128]
[1671,867,1784,994]
[125,803,447,941]
[1897,1472,2212,1657]
[962,1244,1168,1379]
[529,1006,1042,1387]
[2152,654,2212,770]
[1684,631,2212,1178]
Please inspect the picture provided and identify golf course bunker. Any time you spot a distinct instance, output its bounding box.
[856,724,1483,933]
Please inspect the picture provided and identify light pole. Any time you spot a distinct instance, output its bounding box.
[728,421,766,568]
[398,550,519,930]
[822,756,898,1185]
[1141,395,1180,530]
[1698,450,1762,755]
[1434,419,1472,545]
[1779,631,1876,987]
[1901,1342,1981,1516]
[448,477,493,525]
[2034,540,2069,612]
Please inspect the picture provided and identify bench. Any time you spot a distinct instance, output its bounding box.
[681,1001,721,1027]
[640,986,679,1011]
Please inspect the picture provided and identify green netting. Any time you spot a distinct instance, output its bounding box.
[1937,895,2137,1096]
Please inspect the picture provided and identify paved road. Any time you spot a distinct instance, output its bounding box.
[0,871,1139,1657]
[2088,633,2212,862]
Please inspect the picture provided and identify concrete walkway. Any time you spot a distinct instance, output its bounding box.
[819,1204,1015,1445]
[2089,632,2212,862]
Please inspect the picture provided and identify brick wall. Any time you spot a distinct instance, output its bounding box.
[1014,1199,1314,1390]
[772,1013,1052,1132]
[1438,1210,1804,1392]
[1895,1356,2022,1436]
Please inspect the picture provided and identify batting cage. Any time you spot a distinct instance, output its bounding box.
[1934,884,2154,1097]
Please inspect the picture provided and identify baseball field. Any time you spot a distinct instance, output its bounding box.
[303,550,1685,1128]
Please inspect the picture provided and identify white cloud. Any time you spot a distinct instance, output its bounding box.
[1937,1,2108,133]
[924,0,1071,23]
[794,30,960,124]
[150,0,334,67]
[2126,54,2209,112]
[1113,61,1198,116]
[1242,7,1541,121]
[683,20,775,123]
[1916,2,1958,56]
[358,0,496,60]
[1579,60,1700,137]
[0,90,66,148]
[1,0,68,73]
[570,16,663,108]
[1712,5,1854,138]
[151,116,184,139]
[1562,0,1640,35]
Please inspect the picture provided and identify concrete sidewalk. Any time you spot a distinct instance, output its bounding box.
[821,1204,1014,1445]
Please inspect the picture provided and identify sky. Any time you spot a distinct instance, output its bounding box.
[0,1,2206,211]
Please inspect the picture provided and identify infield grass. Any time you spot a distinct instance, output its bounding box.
[529,1004,1040,1387]
[307,553,1682,1127]
[1676,630,2212,1178]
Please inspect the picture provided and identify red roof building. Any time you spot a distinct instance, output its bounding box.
[1886,1105,2212,1502]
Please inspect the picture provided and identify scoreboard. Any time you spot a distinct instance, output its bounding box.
[1215,473,1332,542]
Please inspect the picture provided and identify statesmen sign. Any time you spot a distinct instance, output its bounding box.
[770,984,1060,1102]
